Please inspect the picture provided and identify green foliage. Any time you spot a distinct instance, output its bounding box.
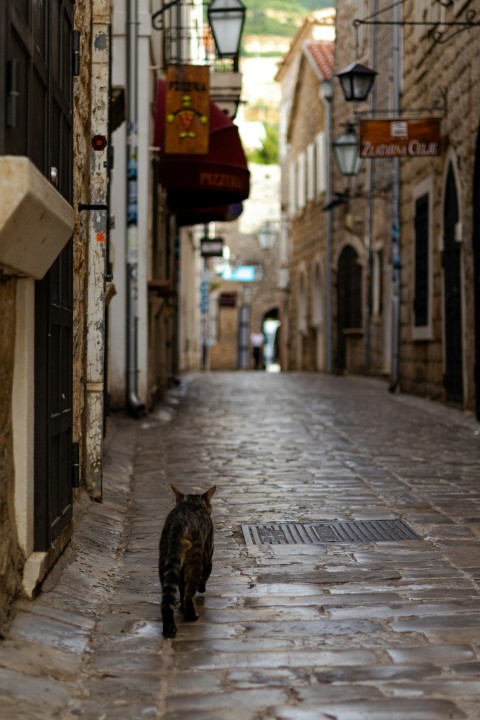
[243,0,335,38]
[247,124,279,165]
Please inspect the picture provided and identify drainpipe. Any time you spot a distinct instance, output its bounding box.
[389,2,401,392]
[126,0,146,416]
[321,78,333,373]
[364,0,378,375]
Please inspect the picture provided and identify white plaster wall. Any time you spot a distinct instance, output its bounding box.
[108,116,128,407]
[109,2,127,407]
[136,2,151,403]
[109,0,151,407]
[12,279,35,557]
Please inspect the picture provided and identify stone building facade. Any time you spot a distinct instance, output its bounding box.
[209,163,281,371]
[399,0,480,417]
[0,0,250,632]
[312,0,480,418]
[0,0,109,632]
[330,1,395,378]
[276,11,335,372]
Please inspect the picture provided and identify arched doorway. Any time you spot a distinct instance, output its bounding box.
[473,133,480,419]
[297,270,308,369]
[443,164,463,404]
[262,308,280,370]
[337,245,362,370]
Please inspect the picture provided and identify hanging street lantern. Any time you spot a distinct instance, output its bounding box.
[207,0,246,59]
[336,62,377,103]
[333,124,363,177]
[258,221,278,250]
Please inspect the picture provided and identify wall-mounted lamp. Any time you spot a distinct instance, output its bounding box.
[333,124,363,177]
[336,62,377,103]
[258,220,278,250]
[208,0,246,63]
[152,0,246,71]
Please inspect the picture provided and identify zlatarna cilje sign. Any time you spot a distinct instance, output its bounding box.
[165,65,210,155]
[359,118,441,158]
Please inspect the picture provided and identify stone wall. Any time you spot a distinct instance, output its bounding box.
[332,0,395,377]
[400,0,480,410]
[288,53,328,371]
[72,0,92,462]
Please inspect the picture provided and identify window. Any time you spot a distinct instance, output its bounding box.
[1,0,74,201]
[307,143,315,202]
[289,161,296,216]
[297,151,306,210]
[316,132,326,195]
[412,178,433,340]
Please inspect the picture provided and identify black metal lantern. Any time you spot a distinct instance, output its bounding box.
[333,124,363,177]
[336,62,377,103]
[207,0,246,59]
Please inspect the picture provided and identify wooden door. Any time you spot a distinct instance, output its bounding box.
[337,245,361,371]
[443,165,463,405]
[473,133,480,420]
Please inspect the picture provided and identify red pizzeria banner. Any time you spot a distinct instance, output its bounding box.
[359,118,441,158]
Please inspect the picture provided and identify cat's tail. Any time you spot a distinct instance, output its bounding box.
[161,537,192,637]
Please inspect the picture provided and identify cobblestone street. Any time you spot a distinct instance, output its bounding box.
[2,372,480,719]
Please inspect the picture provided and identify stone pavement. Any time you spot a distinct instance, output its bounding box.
[1,372,480,720]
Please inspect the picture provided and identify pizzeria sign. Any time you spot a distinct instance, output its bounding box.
[359,118,441,158]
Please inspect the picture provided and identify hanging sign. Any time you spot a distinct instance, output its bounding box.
[165,65,210,155]
[359,118,441,158]
[201,237,224,257]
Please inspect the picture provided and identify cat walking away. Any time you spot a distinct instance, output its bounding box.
[159,485,216,638]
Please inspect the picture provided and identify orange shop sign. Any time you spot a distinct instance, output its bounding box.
[165,64,210,155]
[359,118,441,158]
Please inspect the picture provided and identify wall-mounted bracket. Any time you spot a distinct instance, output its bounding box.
[353,86,448,119]
[152,0,183,31]
[78,204,108,212]
[354,8,480,47]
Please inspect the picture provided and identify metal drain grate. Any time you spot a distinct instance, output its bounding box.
[241,520,419,546]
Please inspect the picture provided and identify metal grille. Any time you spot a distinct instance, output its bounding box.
[241,520,419,546]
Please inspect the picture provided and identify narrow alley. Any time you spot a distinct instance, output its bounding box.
[2,372,480,720]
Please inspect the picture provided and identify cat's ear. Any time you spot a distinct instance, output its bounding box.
[203,486,216,502]
[171,485,184,503]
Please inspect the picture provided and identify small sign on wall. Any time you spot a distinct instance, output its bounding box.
[165,65,210,155]
[201,237,224,257]
[359,118,441,158]
[219,293,237,308]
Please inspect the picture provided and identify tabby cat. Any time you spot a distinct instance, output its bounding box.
[159,485,216,638]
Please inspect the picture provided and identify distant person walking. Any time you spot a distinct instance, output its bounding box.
[250,331,264,370]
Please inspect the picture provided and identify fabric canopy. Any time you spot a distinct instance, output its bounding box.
[176,203,243,228]
[154,79,250,212]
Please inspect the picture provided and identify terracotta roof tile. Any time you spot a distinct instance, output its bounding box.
[304,40,335,81]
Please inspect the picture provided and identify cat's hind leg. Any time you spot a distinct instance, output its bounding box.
[179,567,186,612]
[197,560,212,593]
[183,563,201,622]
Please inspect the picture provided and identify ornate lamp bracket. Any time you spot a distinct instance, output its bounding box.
[152,0,183,31]
[353,8,480,48]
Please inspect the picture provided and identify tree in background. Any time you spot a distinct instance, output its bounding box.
[248,124,279,164]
